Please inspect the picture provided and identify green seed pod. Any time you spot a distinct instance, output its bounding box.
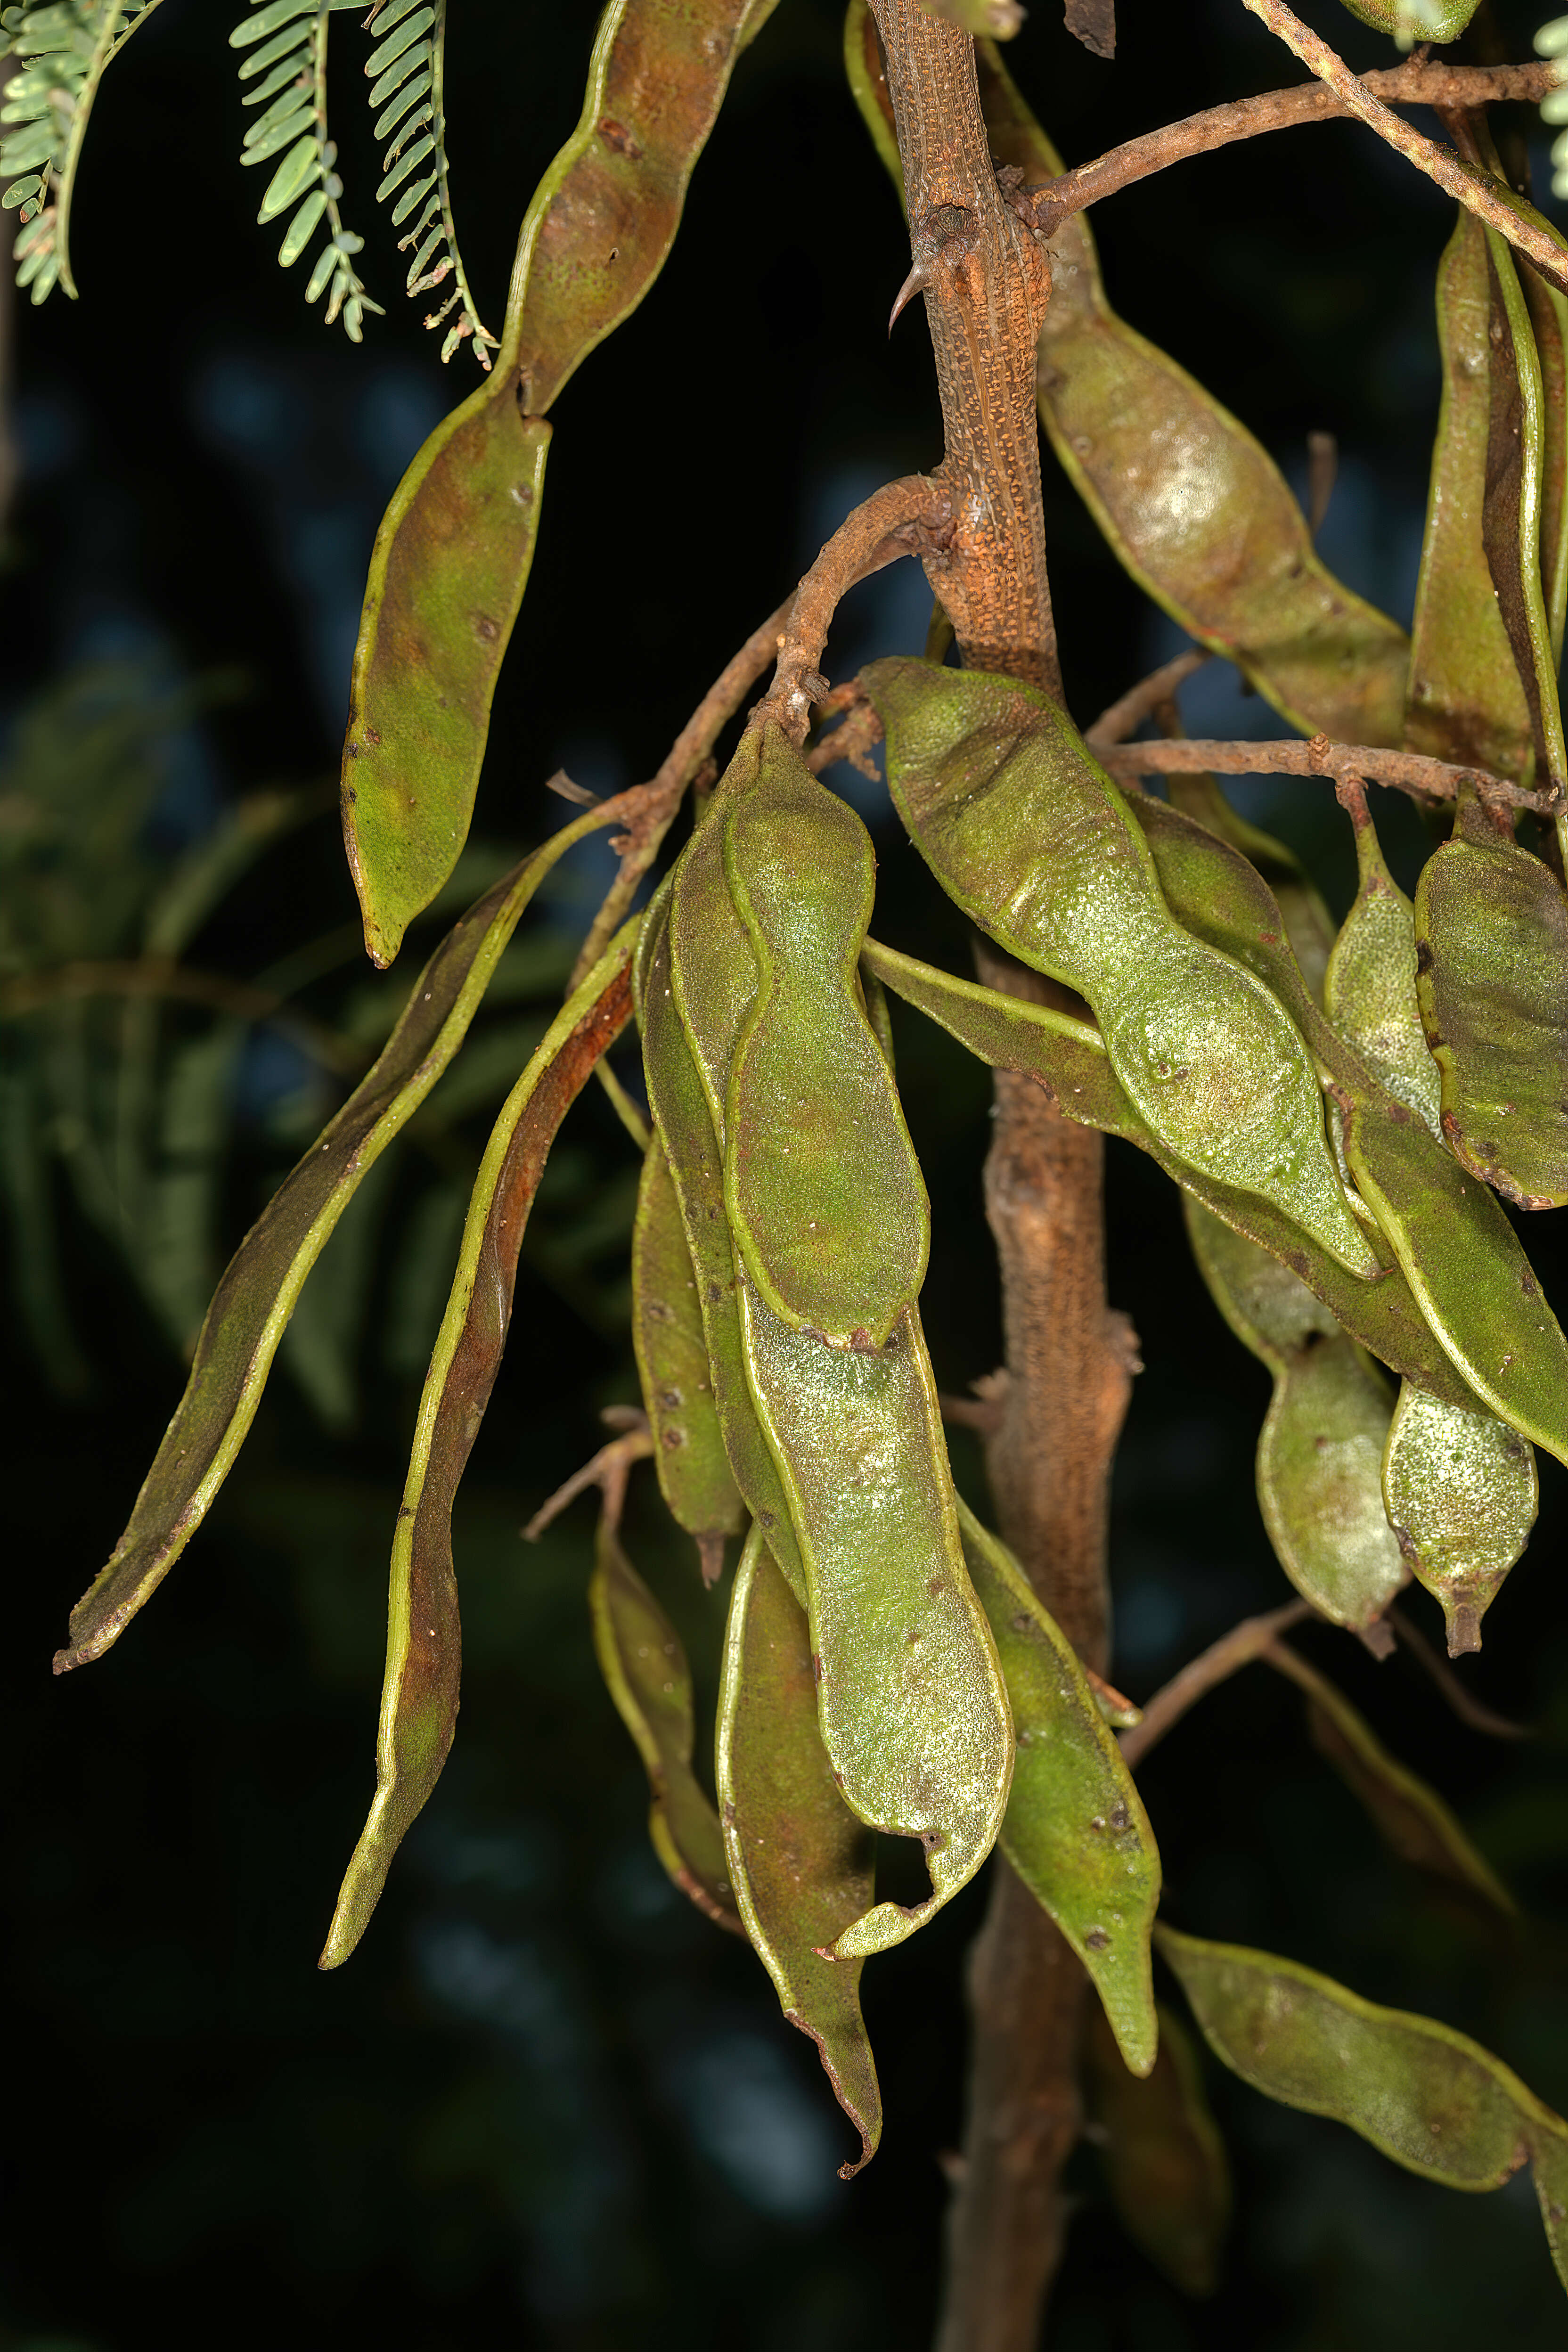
[1480,226,1568,798]
[342,0,778,962]
[1382,1380,1538,1656]
[975,39,1409,745]
[1157,1927,1568,2239]
[1324,784,1442,1134]
[637,897,808,1608]
[1186,1199,1405,1633]
[861,934,1478,1407]
[1341,1088,1568,1468]
[1124,789,1568,1468]
[57,807,625,1682]
[1083,1999,1231,2299]
[1167,772,1336,1004]
[1271,1643,1516,1912]
[864,657,1377,1277]
[631,1129,745,1583]
[722,726,929,1350]
[1413,788,1568,1207]
[322,929,639,1969]
[958,1501,1160,2074]
[716,1527,881,2178]
[1405,211,1534,779]
[736,1279,1015,1960]
[589,1512,741,1931]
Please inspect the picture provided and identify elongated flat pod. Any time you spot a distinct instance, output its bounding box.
[1166,773,1335,1004]
[722,727,928,1348]
[1157,1927,1568,2269]
[975,42,1408,745]
[1083,1997,1230,2298]
[632,1128,744,1583]
[1269,1643,1516,1911]
[1382,1381,1537,1657]
[638,899,806,1606]
[343,0,774,964]
[503,0,779,410]
[1128,789,1568,1461]
[1324,787,1441,1133]
[589,1512,741,1932]
[1187,1200,1405,1632]
[1482,229,1568,793]
[342,386,552,967]
[716,1527,881,2177]
[844,9,1406,738]
[1413,789,1568,1206]
[669,739,760,1144]
[860,935,1476,1407]
[958,1501,1158,2073]
[320,930,637,1967]
[865,659,1374,1275]
[1405,211,1533,779]
[1522,261,1568,670]
[54,808,620,1677]
[737,1282,1013,1959]
[1342,1093,1568,1468]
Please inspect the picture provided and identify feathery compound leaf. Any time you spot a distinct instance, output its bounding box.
[0,0,161,302]
[363,0,495,367]
[232,0,384,342]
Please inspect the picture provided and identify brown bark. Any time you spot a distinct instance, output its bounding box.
[932,951,1137,2352]
[864,14,1131,2341]
[870,0,1058,697]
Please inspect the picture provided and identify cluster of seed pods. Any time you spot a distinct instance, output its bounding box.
[48,0,1568,2266]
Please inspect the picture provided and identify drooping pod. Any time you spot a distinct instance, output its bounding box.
[721,727,929,1350]
[1185,1199,1405,1635]
[958,1502,1159,2074]
[971,37,1410,746]
[716,1527,881,2177]
[322,926,640,1968]
[735,1277,1014,1959]
[1166,772,1336,1004]
[1478,225,1568,802]
[1082,1998,1231,2298]
[637,894,808,1609]
[1413,787,1568,1208]
[863,657,1377,1278]
[1404,210,1534,781]
[589,1509,741,1932]
[631,1128,745,1584]
[1156,1925,1568,2278]
[1126,787,1568,1470]
[1381,1381,1538,1657]
[57,806,629,1682]
[342,0,782,963]
[1323,782,1441,1135]
[860,935,1478,1408]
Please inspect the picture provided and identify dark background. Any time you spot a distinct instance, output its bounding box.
[5,1,1568,2345]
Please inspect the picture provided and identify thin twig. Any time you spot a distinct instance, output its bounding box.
[1023,60,1556,234]
[568,598,795,989]
[0,957,363,1074]
[1388,1601,1530,1739]
[755,474,954,742]
[1240,4,1568,297]
[1119,1598,1314,1770]
[1098,732,1559,813]
[521,1417,653,1541]
[807,694,886,779]
[1085,649,1213,749]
